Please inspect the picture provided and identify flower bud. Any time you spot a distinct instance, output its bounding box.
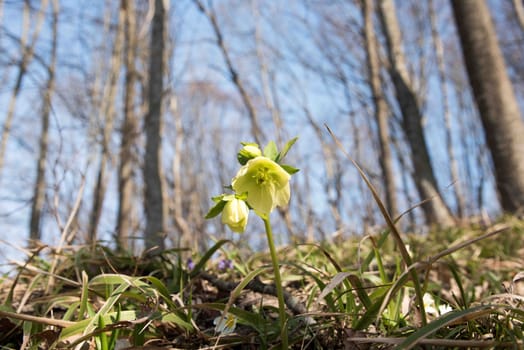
[237,143,262,165]
[221,198,249,233]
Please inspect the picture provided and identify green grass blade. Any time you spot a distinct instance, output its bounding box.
[59,310,139,340]
[354,293,387,330]
[78,270,89,321]
[84,278,132,334]
[97,314,108,350]
[446,260,470,309]
[190,239,231,278]
[286,261,337,311]
[326,125,427,324]
[226,267,270,310]
[398,305,493,349]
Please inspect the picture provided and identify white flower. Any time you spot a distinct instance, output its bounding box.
[438,303,453,315]
[423,293,438,316]
[423,293,452,316]
[214,312,237,335]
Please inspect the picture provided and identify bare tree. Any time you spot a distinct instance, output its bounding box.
[87,2,124,244]
[362,0,398,219]
[452,0,524,213]
[194,0,264,146]
[378,0,455,226]
[143,0,168,252]
[0,0,47,181]
[28,0,58,246]
[116,0,139,251]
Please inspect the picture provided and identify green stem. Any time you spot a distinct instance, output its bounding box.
[263,216,288,349]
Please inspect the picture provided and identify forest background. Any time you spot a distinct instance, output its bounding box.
[1,0,524,267]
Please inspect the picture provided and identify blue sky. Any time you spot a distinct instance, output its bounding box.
[0,0,517,271]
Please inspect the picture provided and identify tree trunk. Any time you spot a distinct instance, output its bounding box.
[362,0,398,219]
[87,3,124,244]
[377,0,455,226]
[513,0,524,31]
[143,0,168,252]
[116,0,138,251]
[451,0,524,213]
[0,0,46,181]
[29,0,58,246]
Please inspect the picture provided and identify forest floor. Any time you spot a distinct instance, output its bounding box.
[0,216,523,349]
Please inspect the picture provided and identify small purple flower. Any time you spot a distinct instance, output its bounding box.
[218,259,234,271]
[187,258,195,271]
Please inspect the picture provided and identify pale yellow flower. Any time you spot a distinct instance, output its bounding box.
[232,156,290,217]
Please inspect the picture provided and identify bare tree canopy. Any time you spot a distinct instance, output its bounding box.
[0,0,522,256]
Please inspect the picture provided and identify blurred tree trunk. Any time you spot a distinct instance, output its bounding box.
[29,0,58,246]
[169,95,193,248]
[429,0,466,219]
[0,0,46,181]
[87,3,124,244]
[144,0,168,252]
[377,0,455,227]
[513,0,524,31]
[116,0,138,251]
[452,0,524,213]
[362,0,398,219]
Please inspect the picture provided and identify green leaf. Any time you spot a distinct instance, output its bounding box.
[60,310,139,340]
[319,272,352,301]
[263,141,278,160]
[280,164,299,175]
[160,312,194,330]
[205,199,227,219]
[78,271,89,321]
[275,137,298,163]
[354,294,386,330]
[190,239,232,278]
[398,305,493,349]
[347,274,372,309]
[211,194,225,203]
[97,314,108,350]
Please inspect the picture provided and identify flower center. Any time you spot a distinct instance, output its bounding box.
[254,166,270,185]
